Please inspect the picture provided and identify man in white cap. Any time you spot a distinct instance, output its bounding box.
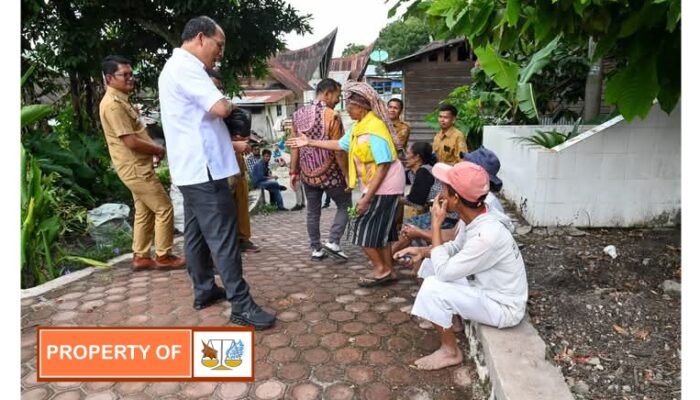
[394,161,528,370]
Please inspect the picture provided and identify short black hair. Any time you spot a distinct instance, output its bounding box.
[205,68,223,81]
[101,55,131,76]
[438,104,458,117]
[446,184,486,209]
[262,149,272,156]
[410,141,434,165]
[181,16,219,42]
[316,78,341,95]
[388,98,404,111]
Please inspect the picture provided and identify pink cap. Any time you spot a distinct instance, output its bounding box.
[432,161,490,203]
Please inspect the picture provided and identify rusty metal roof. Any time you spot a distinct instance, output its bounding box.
[267,59,312,95]
[383,38,467,71]
[272,28,338,83]
[232,89,294,105]
[330,42,375,81]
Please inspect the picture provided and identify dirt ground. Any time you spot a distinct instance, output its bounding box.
[508,205,681,399]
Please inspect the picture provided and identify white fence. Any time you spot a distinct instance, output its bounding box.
[484,103,680,227]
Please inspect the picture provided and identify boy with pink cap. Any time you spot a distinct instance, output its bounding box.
[394,161,528,370]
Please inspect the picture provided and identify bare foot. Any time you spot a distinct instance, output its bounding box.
[413,347,464,370]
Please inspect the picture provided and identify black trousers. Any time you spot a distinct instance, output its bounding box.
[178,178,250,303]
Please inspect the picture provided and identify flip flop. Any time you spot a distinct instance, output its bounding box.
[357,273,399,288]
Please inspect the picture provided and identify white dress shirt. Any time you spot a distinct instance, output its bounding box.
[158,48,239,186]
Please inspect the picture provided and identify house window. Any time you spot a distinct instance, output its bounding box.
[428,52,438,62]
[276,105,282,116]
[457,45,469,61]
[444,48,451,62]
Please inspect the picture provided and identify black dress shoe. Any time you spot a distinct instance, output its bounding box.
[193,286,226,310]
[229,299,276,330]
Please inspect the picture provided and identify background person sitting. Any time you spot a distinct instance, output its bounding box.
[251,149,289,211]
[394,161,527,370]
[271,142,288,167]
[400,146,507,250]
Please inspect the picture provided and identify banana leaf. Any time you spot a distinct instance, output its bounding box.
[516,82,539,121]
[21,104,53,129]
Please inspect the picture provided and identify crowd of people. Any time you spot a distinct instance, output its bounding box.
[98,14,528,370]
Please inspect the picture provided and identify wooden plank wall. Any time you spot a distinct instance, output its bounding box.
[403,47,473,144]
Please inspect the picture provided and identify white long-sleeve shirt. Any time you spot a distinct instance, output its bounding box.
[430,210,528,327]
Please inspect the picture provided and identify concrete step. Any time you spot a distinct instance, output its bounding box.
[467,319,575,400]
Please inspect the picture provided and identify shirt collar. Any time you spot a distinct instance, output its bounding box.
[440,126,456,137]
[106,86,130,102]
[173,48,205,69]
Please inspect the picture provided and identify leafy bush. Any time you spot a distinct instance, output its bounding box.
[512,119,583,149]
[424,85,506,151]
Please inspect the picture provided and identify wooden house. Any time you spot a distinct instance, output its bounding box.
[383,38,474,143]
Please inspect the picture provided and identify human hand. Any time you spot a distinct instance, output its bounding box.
[431,193,447,228]
[286,133,309,148]
[400,224,422,240]
[393,247,425,267]
[290,173,300,189]
[356,196,371,215]
[232,141,252,154]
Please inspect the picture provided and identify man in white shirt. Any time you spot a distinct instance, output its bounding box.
[158,16,274,330]
[394,161,528,370]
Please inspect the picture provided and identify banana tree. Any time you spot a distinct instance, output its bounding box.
[21,66,106,288]
[473,35,561,123]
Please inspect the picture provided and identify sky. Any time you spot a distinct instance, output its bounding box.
[281,0,406,57]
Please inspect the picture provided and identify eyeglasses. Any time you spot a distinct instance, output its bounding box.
[207,36,225,52]
[113,72,135,80]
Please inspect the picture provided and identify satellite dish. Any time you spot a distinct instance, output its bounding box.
[369,50,389,62]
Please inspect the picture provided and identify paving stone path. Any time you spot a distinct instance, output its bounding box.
[21,209,478,399]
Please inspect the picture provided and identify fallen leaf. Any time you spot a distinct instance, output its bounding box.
[632,328,650,340]
[612,324,628,335]
[643,369,654,381]
[573,356,591,364]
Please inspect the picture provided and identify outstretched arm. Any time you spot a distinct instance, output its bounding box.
[286,133,342,151]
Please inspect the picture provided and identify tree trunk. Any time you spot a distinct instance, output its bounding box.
[68,72,84,132]
[583,37,603,121]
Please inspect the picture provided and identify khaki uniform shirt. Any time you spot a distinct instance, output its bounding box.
[433,126,468,165]
[99,87,154,180]
[393,120,411,150]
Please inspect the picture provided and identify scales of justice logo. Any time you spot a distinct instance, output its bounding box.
[200,338,245,370]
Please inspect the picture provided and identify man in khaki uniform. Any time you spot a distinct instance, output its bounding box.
[99,55,186,270]
[388,98,411,150]
[432,104,468,165]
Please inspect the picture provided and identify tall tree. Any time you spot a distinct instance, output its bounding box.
[342,43,367,57]
[376,17,432,61]
[389,0,680,121]
[21,0,311,130]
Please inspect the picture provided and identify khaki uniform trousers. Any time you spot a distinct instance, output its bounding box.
[228,174,252,241]
[121,168,174,258]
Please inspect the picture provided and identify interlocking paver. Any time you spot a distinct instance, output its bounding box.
[20,210,477,399]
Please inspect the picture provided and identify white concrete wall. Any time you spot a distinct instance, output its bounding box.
[484,103,680,227]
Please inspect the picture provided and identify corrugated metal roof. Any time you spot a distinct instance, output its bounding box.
[273,28,338,83]
[267,60,312,95]
[330,42,375,81]
[232,89,294,105]
[383,38,467,71]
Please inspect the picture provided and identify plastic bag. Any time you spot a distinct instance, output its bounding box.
[87,203,132,245]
